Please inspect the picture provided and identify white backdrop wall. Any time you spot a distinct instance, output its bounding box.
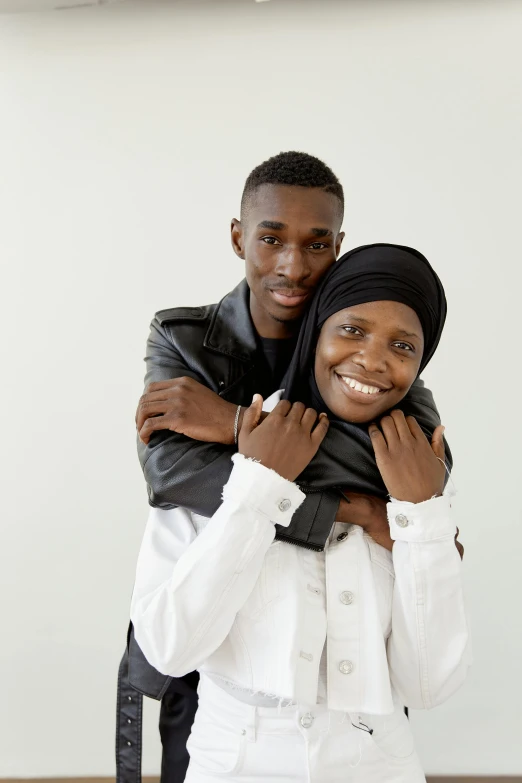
[1,0,521,776]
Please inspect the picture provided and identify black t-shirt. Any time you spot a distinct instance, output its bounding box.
[254,335,298,399]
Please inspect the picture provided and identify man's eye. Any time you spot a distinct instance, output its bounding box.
[309,242,328,251]
[261,236,280,245]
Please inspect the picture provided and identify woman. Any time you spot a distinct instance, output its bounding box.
[131,244,471,782]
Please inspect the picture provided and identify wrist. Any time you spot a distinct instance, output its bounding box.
[237,406,246,434]
[220,403,243,446]
[234,407,267,443]
[232,404,242,446]
[336,497,354,525]
[390,489,442,504]
[367,522,394,552]
[227,404,247,446]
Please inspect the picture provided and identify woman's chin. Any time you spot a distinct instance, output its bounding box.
[327,400,381,424]
[325,392,386,424]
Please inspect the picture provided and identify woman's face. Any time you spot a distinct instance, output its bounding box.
[314,300,424,423]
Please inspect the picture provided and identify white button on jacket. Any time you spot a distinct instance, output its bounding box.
[131,395,471,715]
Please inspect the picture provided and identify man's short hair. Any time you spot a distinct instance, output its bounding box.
[241,151,344,222]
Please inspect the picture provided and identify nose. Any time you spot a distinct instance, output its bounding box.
[352,341,387,374]
[274,247,311,285]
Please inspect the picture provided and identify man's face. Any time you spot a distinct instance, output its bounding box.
[231,184,344,338]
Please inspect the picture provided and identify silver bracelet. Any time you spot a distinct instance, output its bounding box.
[233,404,242,445]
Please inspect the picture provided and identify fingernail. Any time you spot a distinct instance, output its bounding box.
[320,412,328,418]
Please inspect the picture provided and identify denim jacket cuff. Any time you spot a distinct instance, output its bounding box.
[223,453,306,528]
[387,495,455,542]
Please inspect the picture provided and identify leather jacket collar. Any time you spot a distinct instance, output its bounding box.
[204,279,258,364]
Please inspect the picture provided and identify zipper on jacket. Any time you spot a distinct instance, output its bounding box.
[274,485,343,552]
[274,532,325,552]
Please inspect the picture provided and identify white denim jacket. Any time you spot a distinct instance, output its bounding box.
[131,397,471,715]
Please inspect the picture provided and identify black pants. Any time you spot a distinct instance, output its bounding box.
[159,672,200,783]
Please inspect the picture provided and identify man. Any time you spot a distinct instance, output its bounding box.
[116,152,445,783]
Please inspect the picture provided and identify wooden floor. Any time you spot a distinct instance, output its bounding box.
[3,776,522,783]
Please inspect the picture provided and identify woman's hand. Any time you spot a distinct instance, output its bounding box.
[238,395,330,482]
[368,410,446,503]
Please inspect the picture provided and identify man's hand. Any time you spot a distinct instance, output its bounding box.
[337,492,393,551]
[238,396,329,482]
[136,377,243,445]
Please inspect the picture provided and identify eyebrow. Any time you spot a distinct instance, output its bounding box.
[257,220,286,230]
[395,329,421,339]
[345,316,421,340]
[256,221,332,238]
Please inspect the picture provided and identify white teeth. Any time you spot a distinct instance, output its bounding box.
[341,376,381,395]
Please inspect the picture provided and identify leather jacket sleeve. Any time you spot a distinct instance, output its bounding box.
[138,320,342,539]
[138,319,236,515]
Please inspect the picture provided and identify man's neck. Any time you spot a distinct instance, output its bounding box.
[249,291,300,340]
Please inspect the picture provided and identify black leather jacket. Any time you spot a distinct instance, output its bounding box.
[117,279,445,781]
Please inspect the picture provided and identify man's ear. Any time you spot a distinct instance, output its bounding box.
[231,218,245,259]
[335,231,346,259]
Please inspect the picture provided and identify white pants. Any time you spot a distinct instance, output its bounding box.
[185,675,426,783]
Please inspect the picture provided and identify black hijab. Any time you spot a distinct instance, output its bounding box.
[283,242,447,414]
[273,243,450,551]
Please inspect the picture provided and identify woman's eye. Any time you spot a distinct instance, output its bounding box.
[342,326,362,336]
[309,242,328,251]
[261,236,280,245]
[394,342,414,352]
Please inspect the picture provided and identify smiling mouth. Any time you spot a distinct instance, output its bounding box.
[335,373,391,402]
